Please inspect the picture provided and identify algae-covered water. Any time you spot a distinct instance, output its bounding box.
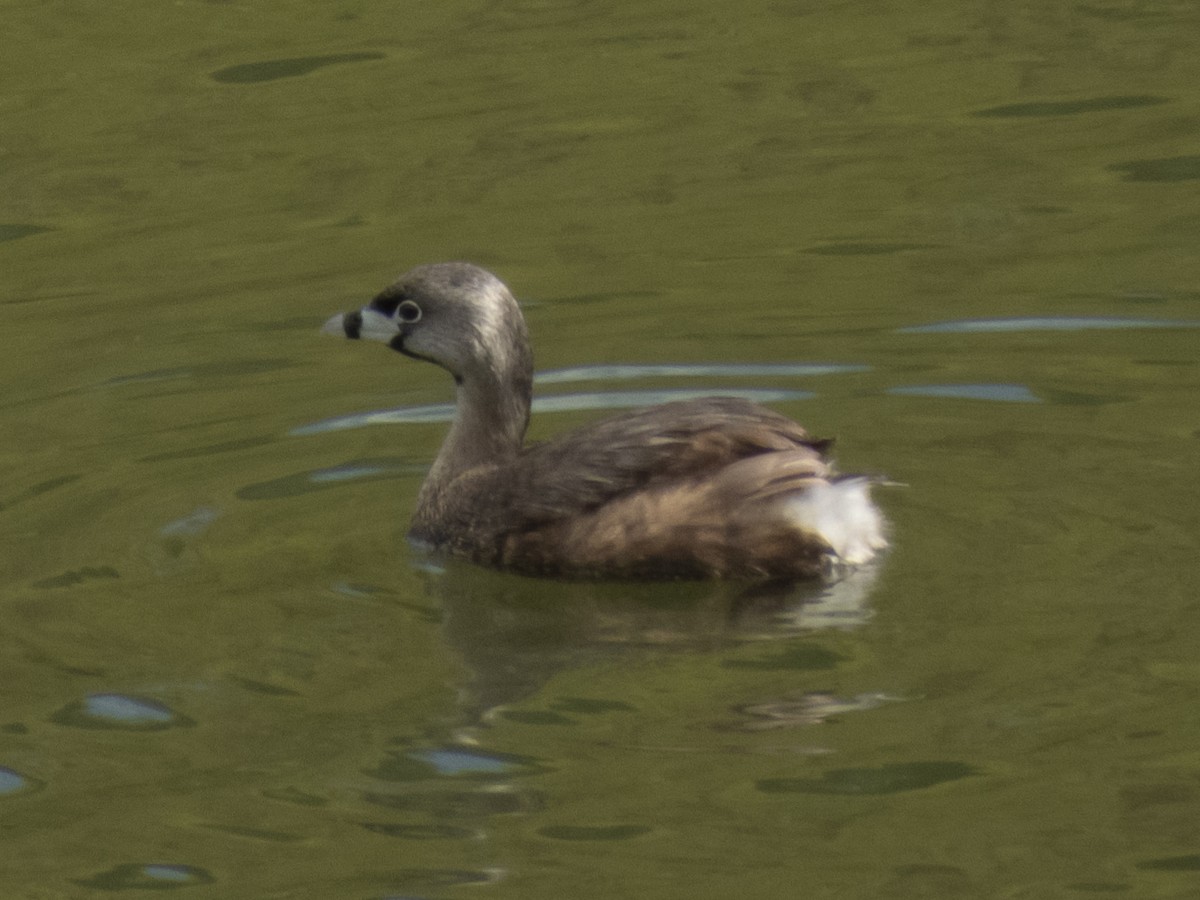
[3,1,1199,897]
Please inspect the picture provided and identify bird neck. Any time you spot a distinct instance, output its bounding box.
[417,365,532,510]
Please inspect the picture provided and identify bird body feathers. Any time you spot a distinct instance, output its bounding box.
[326,263,887,581]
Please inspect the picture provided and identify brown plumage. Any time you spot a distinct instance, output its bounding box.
[324,262,886,580]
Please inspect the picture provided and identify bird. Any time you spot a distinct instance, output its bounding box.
[322,262,886,581]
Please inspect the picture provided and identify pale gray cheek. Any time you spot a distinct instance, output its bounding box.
[413,333,468,373]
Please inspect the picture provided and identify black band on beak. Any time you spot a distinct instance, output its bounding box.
[343,310,363,339]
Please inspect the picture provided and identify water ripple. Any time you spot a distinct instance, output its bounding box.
[74,863,215,890]
[51,693,193,731]
[0,223,53,243]
[292,388,814,436]
[535,362,868,383]
[410,748,519,776]
[758,760,978,795]
[158,506,221,537]
[888,384,1041,403]
[211,53,385,84]
[534,388,813,412]
[899,316,1200,334]
[0,766,35,796]
[973,95,1167,118]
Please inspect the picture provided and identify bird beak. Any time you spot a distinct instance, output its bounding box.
[322,311,355,337]
[321,308,397,342]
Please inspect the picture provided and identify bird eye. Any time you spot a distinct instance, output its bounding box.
[397,300,422,323]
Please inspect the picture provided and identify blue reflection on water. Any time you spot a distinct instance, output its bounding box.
[159,506,221,537]
[536,362,869,383]
[74,862,215,890]
[887,384,1041,403]
[308,464,393,483]
[85,694,175,724]
[533,388,813,412]
[899,316,1200,334]
[293,388,815,436]
[292,404,455,435]
[141,865,195,883]
[410,748,514,776]
[0,767,27,795]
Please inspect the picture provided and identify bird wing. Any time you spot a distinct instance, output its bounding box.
[482,396,831,528]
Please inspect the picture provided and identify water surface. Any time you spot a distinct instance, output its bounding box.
[3,1,1200,898]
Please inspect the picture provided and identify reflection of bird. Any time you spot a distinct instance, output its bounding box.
[323,263,886,580]
[731,692,897,731]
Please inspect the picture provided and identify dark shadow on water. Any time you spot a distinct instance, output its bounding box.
[973,94,1168,118]
[0,223,53,243]
[1108,155,1200,183]
[73,863,215,891]
[210,52,385,84]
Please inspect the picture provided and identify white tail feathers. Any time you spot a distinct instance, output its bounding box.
[784,478,888,566]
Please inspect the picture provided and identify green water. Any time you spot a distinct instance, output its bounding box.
[4,1,1200,897]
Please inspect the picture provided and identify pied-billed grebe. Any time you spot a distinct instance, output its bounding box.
[323,262,886,580]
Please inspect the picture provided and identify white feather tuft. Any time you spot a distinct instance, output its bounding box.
[784,478,887,566]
